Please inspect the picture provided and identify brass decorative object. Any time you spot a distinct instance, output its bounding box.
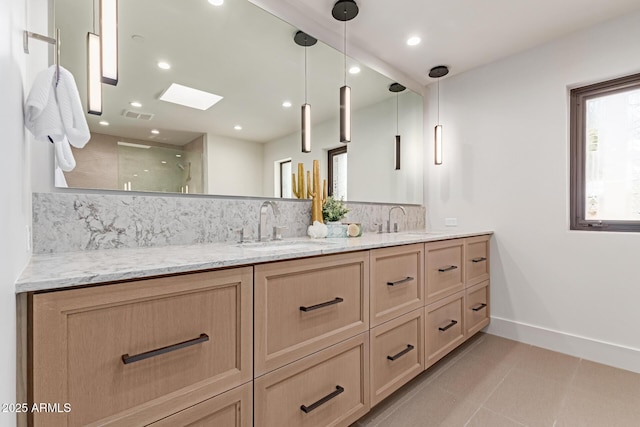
[292,163,308,199]
[307,160,327,223]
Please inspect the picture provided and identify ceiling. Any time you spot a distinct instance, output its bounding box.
[259,0,640,86]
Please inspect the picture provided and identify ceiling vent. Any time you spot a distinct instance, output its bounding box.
[122,109,154,120]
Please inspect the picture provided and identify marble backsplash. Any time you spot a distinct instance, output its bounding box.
[32,193,425,254]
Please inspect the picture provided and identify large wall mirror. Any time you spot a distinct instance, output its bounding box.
[55,0,423,204]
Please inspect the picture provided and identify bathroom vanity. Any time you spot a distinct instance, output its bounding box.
[17,231,490,426]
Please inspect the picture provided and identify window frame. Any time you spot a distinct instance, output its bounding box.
[327,146,347,198]
[569,72,640,232]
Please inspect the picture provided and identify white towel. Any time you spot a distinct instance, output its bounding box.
[24,66,65,143]
[56,66,90,148]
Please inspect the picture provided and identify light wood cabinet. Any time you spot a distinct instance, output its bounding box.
[254,252,369,376]
[254,333,370,427]
[370,244,424,327]
[29,267,253,427]
[370,308,424,406]
[150,382,252,427]
[465,280,490,337]
[465,235,490,287]
[425,239,465,304]
[425,291,466,368]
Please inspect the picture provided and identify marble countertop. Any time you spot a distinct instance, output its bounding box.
[16,230,493,293]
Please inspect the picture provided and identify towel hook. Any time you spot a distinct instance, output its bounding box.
[24,28,60,84]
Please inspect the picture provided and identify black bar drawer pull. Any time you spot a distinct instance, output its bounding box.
[122,333,209,365]
[438,320,458,332]
[300,385,344,413]
[438,265,458,273]
[387,344,415,361]
[300,297,344,312]
[472,303,487,312]
[471,257,487,263]
[387,276,414,287]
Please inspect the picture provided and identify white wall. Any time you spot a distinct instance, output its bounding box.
[263,92,423,203]
[206,134,264,196]
[425,11,640,372]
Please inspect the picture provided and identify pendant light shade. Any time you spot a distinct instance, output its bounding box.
[429,65,449,165]
[100,0,118,85]
[332,0,358,144]
[294,31,317,153]
[87,32,102,115]
[389,82,406,170]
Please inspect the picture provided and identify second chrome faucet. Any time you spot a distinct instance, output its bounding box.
[386,205,407,233]
[258,201,280,242]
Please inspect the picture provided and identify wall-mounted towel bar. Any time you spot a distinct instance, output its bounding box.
[23,28,60,83]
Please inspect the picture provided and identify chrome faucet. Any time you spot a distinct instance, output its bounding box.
[258,201,280,241]
[387,206,407,233]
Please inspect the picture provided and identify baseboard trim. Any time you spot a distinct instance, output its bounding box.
[485,316,640,374]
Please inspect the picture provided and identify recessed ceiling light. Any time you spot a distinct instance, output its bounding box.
[176,154,182,158]
[161,161,167,164]
[151,129,160,134]
[159,83,223,110]
[157,61,171,70]
[99,120,109,126]
[130,101,142,108]
[407,36,421,46]
[143,169,149,172]
[208,0,224,6]
[133,174,138,177]
[349,66,361,74]
[282,101,292,108]
[234,125,242,130]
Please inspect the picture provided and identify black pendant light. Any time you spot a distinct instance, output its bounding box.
[389,83,406,170]
[332,0,359,143]
[294,31,317,153]
[429,65,449,165]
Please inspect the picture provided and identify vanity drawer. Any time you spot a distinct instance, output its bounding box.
[425,239,464,304]
[254,252,369,375]
[370,308,424,407]
[150,382,252,427]
[370,244,424,327]
[255,333,369,427]
[465,280,490,337]
[30,268,253,427]
[425,291,465,368]
[466,235,490,287]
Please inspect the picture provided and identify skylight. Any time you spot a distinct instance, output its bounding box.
[159,83,223,110]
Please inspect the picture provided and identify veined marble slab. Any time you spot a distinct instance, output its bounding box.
[32,193,426,254]
[16,230,492,293]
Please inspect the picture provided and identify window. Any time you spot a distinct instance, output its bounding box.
[328,146,347,200]
[570,73,640,232]
[278,159,292,198]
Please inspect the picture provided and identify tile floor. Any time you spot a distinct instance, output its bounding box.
[353,333,640,427]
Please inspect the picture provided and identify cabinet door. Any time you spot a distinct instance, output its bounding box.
[425,239,464,304]
[370,244,424,327]
[370,308,424,406]
[465,280,490,337]
[255,333,369,427]
[465,235,490,287]
[30,268,253,427]
[150,383,252,427]
[425,291,465,368]
[254,252,369,375]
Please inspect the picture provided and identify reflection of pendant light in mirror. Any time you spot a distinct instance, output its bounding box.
[389,83,406,170]
[87,1,102,115]
[430,65,449,165]
[294,31,317,153]
[332,0,359,143]
[100,0,118,85]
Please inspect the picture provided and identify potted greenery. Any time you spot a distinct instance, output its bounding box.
[322,196,350,223]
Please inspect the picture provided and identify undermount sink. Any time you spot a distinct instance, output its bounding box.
[235,240,337,252]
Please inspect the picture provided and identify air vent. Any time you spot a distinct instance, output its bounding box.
[122,109,154,120]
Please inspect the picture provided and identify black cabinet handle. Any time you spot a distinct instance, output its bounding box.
[471,257,487,263]
[122,333,209,365]
[387,276,414,287]
[300,297,344,312]
[438,265,458,273]
[300,385,344,413]
[387,344,415,361]
[472,303,487,312]
[438,320,458,332]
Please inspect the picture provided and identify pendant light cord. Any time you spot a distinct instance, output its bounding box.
[304,39,308,103]
[437,78,440,124]
[92,0,96,33]
[396,92,399,134]
[344,17,347,85]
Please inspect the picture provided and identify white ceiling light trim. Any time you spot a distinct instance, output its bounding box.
[159,83,223,110]
[406,36,421,46]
